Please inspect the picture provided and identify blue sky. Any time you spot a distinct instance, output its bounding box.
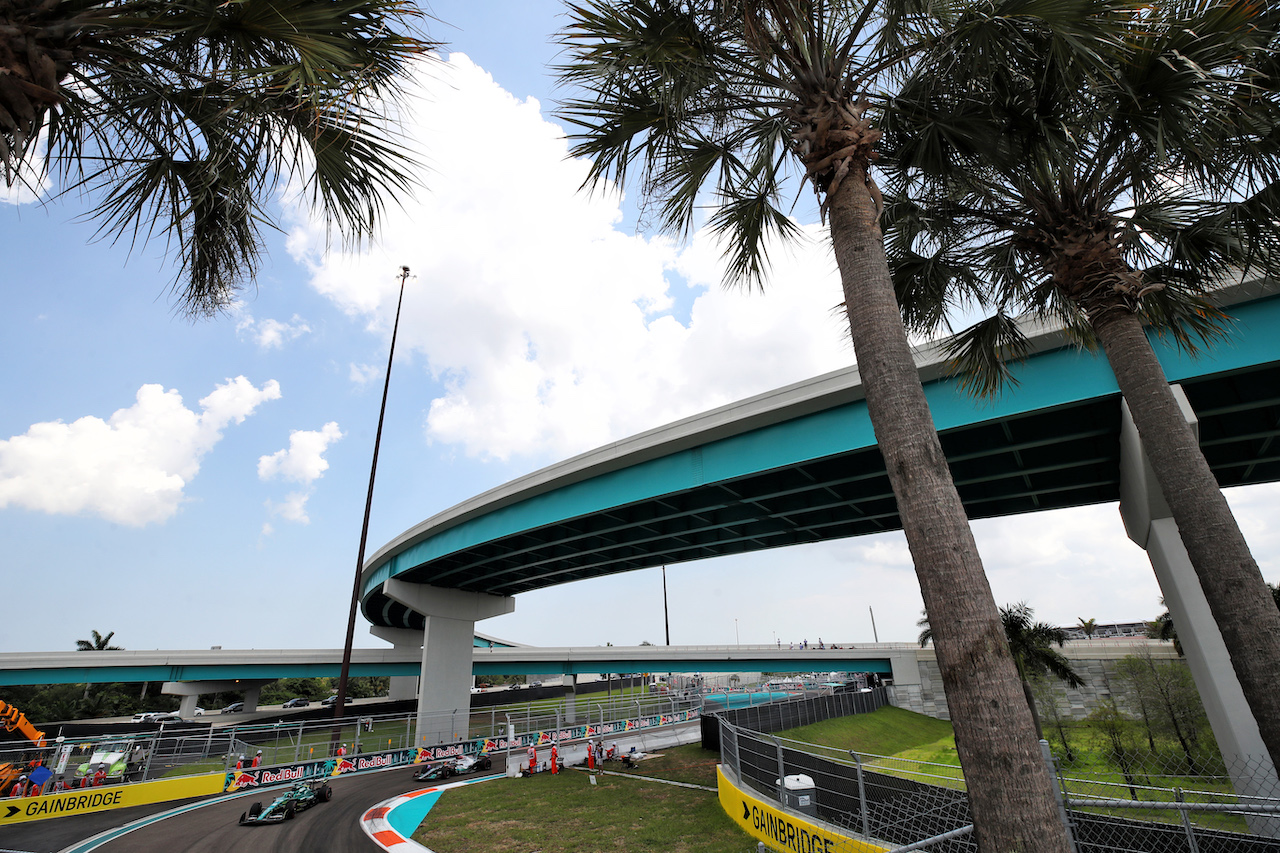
[2,1,1278,656]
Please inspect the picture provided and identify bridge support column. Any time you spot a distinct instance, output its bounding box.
[563,674,578,724]
[886,652,929,717]
[370,626,422,701]
[383,579,514,749]
[161,679,271,714]
[1119,389,1279,832]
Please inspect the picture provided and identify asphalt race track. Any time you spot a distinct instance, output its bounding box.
[0,769,424,853]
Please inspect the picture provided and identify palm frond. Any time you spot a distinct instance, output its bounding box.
[939,312,1033,397]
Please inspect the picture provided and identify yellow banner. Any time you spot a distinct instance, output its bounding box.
[0,774,223,825]
[716,766,886,853]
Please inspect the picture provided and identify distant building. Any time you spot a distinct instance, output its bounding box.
[1060,621,1149,640]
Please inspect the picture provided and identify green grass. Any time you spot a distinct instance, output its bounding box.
[605,742,721,788]
[785,705,955,757]
[414,744,750,853]
[781,706,1247,833]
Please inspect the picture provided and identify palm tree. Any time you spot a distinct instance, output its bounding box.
[1077,618,1098,638]
[555,2,1119,847]
[1001,603,1085,738]
[1147,606,1183,657]
[75,630,122,651]
[75,629,122,700]
[1,0,436,317]
[920,604,1084,737]
[882,0,1280,764]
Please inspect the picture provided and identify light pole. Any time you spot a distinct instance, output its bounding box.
[333,265,412,727]
[734,617,739,649]
[662,565,670,646]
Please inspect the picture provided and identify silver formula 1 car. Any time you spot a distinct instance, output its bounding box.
[238,780,332,825]
[411,753,494,781]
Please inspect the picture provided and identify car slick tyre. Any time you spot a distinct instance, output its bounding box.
[284,805,295,820]
[319,785,332,802]
[248,803,262,818]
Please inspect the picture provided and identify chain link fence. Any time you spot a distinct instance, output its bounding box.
[714,697,1280,853]
[0,691,705,793]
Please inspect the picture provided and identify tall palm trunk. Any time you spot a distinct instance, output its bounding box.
[1092,309,1280,765]
[828,167,1071,853]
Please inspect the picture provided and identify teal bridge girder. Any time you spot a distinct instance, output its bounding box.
[0,646,896,686]
[361,280,1280,633]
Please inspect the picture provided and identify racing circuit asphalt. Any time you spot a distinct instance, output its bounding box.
[0,769,412,853]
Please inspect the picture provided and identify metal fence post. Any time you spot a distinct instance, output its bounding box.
[143,729,159,780]
[774,735,786,804]
[851,750,870,839]
[1176,787,1202,853]
[1040,739,1079,853]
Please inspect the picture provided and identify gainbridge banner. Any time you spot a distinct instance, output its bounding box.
[0,775,223,826]
[716,767,885,853]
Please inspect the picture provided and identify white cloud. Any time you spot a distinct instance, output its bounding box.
[266,490,314,524]
[259,422,344,525]
[286,53,851,463]
[235,312,312,349]
[349,363,382,385]
[258,422,343,484]
[0,377,281,526]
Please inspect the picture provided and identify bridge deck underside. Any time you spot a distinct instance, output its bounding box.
[366,362,1280,632]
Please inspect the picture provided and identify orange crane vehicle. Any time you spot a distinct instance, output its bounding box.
[0,700,48,793]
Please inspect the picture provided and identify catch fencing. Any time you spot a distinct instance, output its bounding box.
[715,703,1280,852]
[703,688,889,750]
[0,691,705,791]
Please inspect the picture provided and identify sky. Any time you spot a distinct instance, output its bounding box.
[2,0,1278,658]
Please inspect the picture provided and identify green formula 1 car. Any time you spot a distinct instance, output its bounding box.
[238,780,332,825]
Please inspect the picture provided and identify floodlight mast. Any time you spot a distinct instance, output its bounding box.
[333,265,412,728]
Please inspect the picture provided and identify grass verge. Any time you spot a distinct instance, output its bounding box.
[413,744,752,853]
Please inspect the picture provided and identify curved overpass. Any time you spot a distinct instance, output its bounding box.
[351,278,1280,758]
[360,279,1280,631]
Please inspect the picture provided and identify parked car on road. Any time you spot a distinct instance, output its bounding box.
[221,702,245,714]
[320,695,339,707]
[283,698,310,708]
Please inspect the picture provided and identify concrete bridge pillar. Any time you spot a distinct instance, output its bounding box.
[563,674,579,724]
[1119,387,1279,831]
[369,625,423,701]
[161,679,270,714]
[382,579,514,749]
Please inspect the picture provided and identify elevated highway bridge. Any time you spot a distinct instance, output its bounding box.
[348,278,1280,789]
[4,280,1276,788]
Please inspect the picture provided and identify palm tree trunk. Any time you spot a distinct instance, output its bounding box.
[1092,309,1280,766]
[827,167,1071,853]
[1023,679,1045,741]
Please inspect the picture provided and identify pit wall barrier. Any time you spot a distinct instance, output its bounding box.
[0,774,223,826]
[717,766,886,853]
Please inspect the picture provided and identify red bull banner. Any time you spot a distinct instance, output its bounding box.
[223,748,419,792]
